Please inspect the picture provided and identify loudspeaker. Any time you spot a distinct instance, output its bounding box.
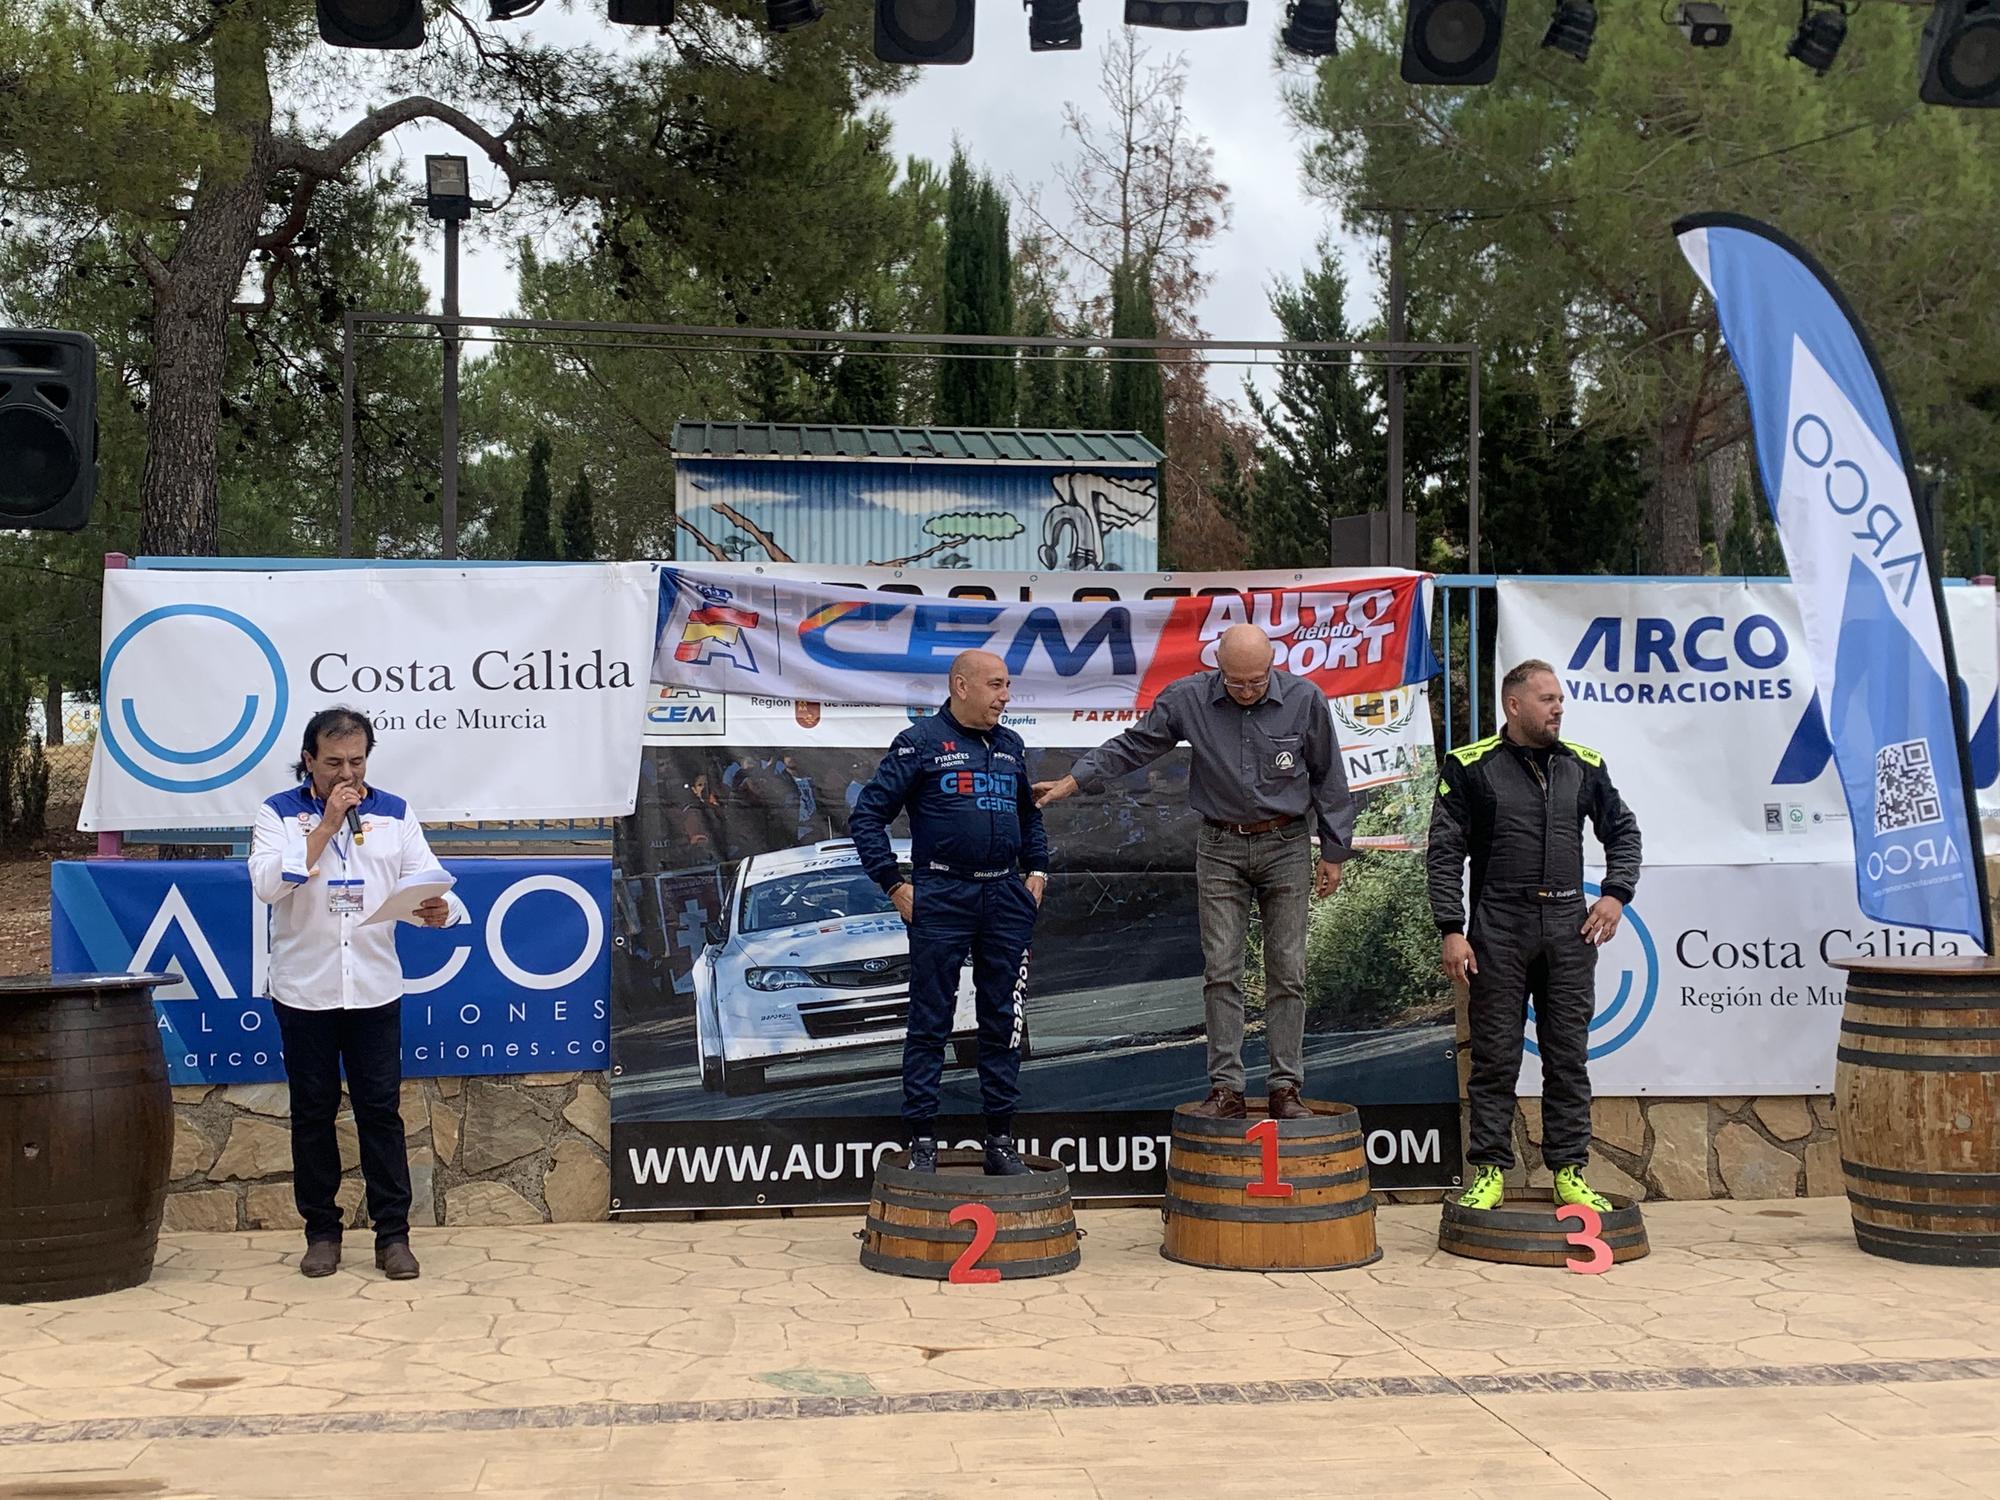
[1400,0,1507,84]
[874,0,975,63]
[1921,0,2000,106]
[609,0,673,22]
[316,0,423,50]
[0,329,96,533]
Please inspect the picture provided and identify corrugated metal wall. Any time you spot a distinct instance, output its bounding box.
[673,459,1161,573]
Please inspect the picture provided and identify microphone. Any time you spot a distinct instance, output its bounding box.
[345,787,365,845]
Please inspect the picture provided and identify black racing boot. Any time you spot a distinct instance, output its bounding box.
[983,1135,1031,1176]
[907,1136,938,1173]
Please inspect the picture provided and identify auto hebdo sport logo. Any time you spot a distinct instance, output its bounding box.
[1524,882,1659,1061]
[100,605,288,794]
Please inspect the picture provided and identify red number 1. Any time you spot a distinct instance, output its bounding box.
[947,1202,1001,1284]
[1244,1119,1295,1199]
[1555,1203,1613,1274]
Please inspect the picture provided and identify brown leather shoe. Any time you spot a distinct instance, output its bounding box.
[1267,1086,1315,1121]
[375,1241,420,1281]
[1187,1086,1247,1119]
[300,1241,341,1278]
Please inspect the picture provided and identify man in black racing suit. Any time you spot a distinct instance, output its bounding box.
[1426,658,1642,1213]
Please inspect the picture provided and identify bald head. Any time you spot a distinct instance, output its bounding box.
[948,650,1011,730]
[1216,626,1276,706]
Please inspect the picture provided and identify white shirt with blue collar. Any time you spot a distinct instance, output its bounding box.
[248,783,470,1011]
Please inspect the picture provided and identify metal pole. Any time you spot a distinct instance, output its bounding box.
[1386,215,1406,568]
[441,214,461,561]
[338,313,356,558]
[96,552,130,859]
[1468,353,1481,576]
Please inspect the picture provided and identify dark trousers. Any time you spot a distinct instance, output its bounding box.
[902,872,1039,1135]
[274,999,412,1245]
[1465,900,1597,1170]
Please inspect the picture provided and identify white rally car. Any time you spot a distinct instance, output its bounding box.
[693,839,1028,1094]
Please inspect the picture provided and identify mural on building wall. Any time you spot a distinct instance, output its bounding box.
[673,464,1161,573]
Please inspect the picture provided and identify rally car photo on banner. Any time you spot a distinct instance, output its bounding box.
[692,839,989,1095]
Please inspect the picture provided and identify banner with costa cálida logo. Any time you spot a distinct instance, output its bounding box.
[80,562,660,831]
[651,562,1435,710]
[1517,862,1980,1096]
[1494,579,1998,868]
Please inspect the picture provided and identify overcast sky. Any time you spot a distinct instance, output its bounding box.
[378,7,1380,392]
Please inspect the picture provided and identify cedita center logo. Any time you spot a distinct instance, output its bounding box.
[100,605,289,795]
[1524,883,1660,1061]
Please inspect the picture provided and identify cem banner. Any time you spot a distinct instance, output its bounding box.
[1679,214,1986,942]
[1495,579,1999,866]
[51,858,610,1084]
[80,563,659,832]
[1517,862,1977,1097]
[611,689,1457,1211]
[653,562,1434,711]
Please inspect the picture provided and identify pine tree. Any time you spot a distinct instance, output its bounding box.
[830,343,899,426]
[516,437,556,561]
[558,468,597,562]
[1061,342,1110,429]
[1720,486,1788,577]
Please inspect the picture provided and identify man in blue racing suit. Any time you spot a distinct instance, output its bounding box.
[850,650,1049,1176]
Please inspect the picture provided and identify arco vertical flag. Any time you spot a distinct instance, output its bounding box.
[1676,213,1989,946]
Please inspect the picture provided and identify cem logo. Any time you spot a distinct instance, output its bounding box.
[647,686,727,738]
[100,604,289,794]
[1524,882,1659,1062]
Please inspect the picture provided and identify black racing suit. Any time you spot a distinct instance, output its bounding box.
[1426,733,1642,1170]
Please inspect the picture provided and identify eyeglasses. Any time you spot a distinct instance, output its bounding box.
[1223,673,1270,694]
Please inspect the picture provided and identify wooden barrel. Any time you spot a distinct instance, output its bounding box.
[1834,957,2000,1267]
[1438,1196,1649,1266]
[1161,1098,1380,1272]
[859,1149,1079,1280]
[1,973,175,1303]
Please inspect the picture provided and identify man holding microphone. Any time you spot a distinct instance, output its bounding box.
[249,707,466,1280]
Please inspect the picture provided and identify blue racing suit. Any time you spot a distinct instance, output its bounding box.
[849,706,1049,1135]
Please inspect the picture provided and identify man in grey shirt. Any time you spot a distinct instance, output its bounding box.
[1034,623,1356,1119]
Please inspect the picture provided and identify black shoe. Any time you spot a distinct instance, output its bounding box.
[907,1136,938,1173]
[299,1240,341,1278]
[374,1241,420,1281]
[984,1135,1031,1176]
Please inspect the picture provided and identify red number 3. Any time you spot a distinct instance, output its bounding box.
[1555,1203,1613,1274]
[947,1202,1001,1284]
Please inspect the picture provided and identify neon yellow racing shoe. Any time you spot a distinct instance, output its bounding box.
[1552,1165,1615,1213]
[1455,1164,1504,1211]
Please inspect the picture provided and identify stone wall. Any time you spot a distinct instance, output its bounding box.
[161,1071,612,1233]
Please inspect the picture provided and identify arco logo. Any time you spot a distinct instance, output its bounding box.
[1525,882,1660,1061]
[99,605,288,794]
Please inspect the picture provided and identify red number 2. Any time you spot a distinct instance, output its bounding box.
[1244,1119,1295,1199]
[1555,1203,1613,1274]
[947,1202,1001,1284]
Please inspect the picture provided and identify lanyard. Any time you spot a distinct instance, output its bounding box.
[312,788,355,871]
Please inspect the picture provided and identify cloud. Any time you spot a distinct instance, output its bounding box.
[924,511,1026,541]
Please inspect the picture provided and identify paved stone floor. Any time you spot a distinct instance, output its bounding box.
[3,1197,1998,1497]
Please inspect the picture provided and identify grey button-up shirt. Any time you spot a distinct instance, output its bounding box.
[1067,667,1357,860]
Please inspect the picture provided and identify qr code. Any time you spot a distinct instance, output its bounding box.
[1874,739,1944,835]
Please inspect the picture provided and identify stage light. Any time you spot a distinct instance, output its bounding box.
[1540,0,1595,60]
[1920,0,2000,106]
[766,0,822,29]
[608,0,672,20]
[875,0,975,62]
[1124,1,1249,30]
[1282,0,1341,56]
[1400,0,1507,84]
[1786,2,1845,71]
[316,0,422,49]
[1676,0,1730,46]
[1026,0,1082,49]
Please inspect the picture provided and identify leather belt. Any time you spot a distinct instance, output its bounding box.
[1203,815,1302,836]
